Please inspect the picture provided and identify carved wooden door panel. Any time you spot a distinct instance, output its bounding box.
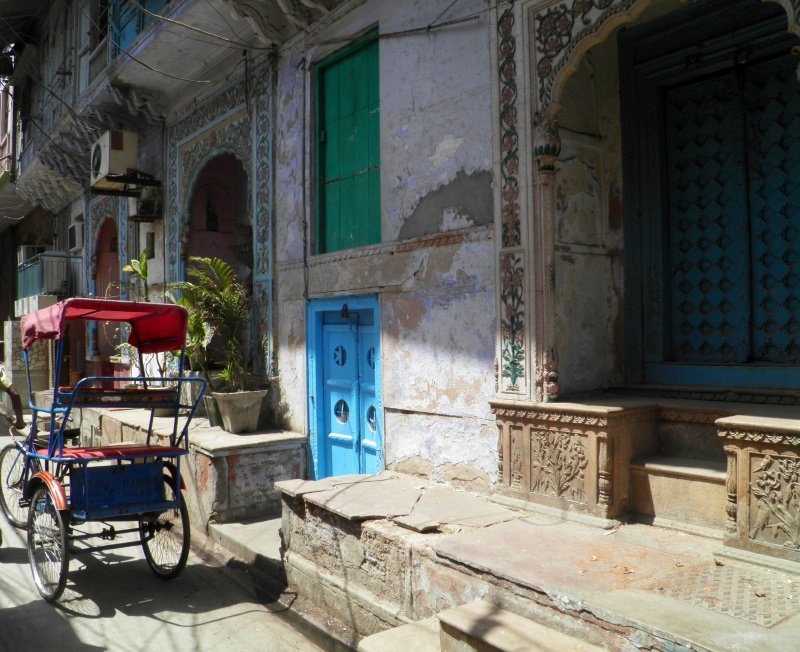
[665,54,800,374]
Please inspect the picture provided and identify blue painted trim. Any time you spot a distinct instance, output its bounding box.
[645,364,800,389]
[307,295,380,480]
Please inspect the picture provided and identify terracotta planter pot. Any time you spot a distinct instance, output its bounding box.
[213,389,268,433]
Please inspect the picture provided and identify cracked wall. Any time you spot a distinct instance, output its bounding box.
[274,0,497,483]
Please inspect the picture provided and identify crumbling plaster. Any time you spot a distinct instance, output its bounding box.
[273,0,497,480]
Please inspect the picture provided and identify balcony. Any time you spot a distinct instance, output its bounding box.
[15,252,83,318]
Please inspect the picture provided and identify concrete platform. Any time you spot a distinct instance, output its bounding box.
[275,472,800,651]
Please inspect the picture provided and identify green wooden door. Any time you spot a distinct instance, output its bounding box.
[317,36,380,253]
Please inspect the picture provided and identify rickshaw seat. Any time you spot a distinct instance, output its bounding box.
[37,444,185,460]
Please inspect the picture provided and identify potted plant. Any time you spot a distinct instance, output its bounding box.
[172,256,267,433]
[121,250,182,415]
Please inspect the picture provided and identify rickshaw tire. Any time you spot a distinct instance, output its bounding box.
[0,443,28,528]
[140,475,190,580]
[26,486,69,602]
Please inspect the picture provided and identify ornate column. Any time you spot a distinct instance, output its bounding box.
[532,119,561,402]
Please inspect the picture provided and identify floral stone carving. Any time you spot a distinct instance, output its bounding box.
[530,429,587,501]
[750,454,800,550]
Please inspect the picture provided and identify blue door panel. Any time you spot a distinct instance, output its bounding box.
[358,326,380,474]
[323,327,359,475]
[317,309,381,478]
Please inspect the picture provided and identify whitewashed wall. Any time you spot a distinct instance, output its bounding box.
[274,0,498,489]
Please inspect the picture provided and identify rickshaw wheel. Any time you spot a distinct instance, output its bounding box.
[140,476,190,579]
[0,444,28,528]
[27,486,69,602]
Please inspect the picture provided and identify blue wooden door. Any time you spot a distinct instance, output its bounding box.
[652,51,800,386]
[321,322,381,476]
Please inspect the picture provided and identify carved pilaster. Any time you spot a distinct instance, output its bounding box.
[597,437,611,508]
[532,119,561,402]
[496,3,530,399]
[724,444,738,536]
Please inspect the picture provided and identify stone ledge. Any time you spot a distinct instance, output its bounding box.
[87,406,306,457]
[630,456,726,480]
[438,599,602,652]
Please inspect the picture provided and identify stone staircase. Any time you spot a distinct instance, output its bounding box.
[629,405,728,533]
[492,394,800,562]
[358,599,601,652]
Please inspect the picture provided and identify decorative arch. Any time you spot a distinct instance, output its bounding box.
[495,0,800,402]
[535,0,800,123]
[180,147,252,269]
[166,62,275,375]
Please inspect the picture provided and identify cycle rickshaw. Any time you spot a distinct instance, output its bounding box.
[0,298,206,601]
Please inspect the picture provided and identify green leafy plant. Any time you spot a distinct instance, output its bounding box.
[122,250,150,302]
[171,256,250,392]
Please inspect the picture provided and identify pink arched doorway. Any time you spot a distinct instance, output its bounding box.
[94,218,119,358]
[187,153,251,285]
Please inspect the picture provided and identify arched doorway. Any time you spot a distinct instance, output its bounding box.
[185,153,252,374]
[187,153,251,286]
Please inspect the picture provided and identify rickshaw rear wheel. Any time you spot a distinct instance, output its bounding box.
[0,443,28,528]
[27,486,69,602]
[140,476,190,579]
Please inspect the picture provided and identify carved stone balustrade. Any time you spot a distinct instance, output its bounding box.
[491,399,658,521]
[718,415,800,562]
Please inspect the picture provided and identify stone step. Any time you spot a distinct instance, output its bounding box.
[357,616,439,652]
[630,455,726,532]
[438,599,602,652]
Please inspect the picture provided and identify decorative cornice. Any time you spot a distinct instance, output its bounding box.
[659,409,732,425]
[718,428,800,446]
[491,400,659,427]
[308,225,492,267]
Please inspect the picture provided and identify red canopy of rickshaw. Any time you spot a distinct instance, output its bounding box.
[21,298,188,354]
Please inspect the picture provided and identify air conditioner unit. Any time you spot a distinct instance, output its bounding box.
[127,186,163,222]
[68,223,84,252]
[90,129,138,190]
[17,245,47,266]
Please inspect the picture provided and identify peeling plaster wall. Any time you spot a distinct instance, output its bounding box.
[275,0,496,484]
[553,37,624,396]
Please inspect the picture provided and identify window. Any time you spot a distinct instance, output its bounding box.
[315,32,380,254]
[77,0,109,93]
[114,0,168,55]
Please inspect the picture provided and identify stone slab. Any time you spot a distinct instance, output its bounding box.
[438,599,601,652]
[303,476,424,520]
[276,474,387,498]
[394,487,521,533]
[209,515,284,574]
[357,616,439,652]
[430,518,705,598]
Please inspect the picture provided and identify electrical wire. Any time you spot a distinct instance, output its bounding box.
[310,0,507,47]
[130,0,273,50]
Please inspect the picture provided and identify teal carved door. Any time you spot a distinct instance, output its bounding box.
[317,305,382,477]
[662,53,800,383]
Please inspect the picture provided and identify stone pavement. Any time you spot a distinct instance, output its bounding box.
[4,401,800,650]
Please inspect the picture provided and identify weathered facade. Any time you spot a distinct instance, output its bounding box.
[273,0,498,488]
[4,0,800,568]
